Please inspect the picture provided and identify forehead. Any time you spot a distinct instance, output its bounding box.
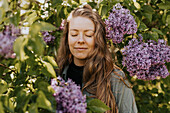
[69,16,95,31]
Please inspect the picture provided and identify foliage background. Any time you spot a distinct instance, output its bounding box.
[0,0,169,113]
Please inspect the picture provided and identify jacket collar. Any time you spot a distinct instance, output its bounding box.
[62,65,69,81]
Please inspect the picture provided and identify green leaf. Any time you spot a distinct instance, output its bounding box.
[0,101,4,113]
[0,0,9,11]
[151,0,158,4]
[87,99,110,113]
[9,10,20,26]
[43,56,57,67]
[30,22,57,37]
[161,0,165,3]
[162,10,167,24]
[151,28,164,35]
[39,21,57,31]
[143,13,152,22]
[151,88,158,93]
[166,15,170,28]
[36,91,53,111]
[0,79,7,94]
[27,36,45,55]
[15,62,22,73]
[16,90,31,112]
[138,22,148,31]
[0,8,5,24]
[25,12,39,25]
[41,61,56,78]
[101,5,108,18]
[36,0,45,4]
[37,81,50,93]
[158,2,170,10]
[150,32,159,41]
[142,33,152,40]
[13,36,29,61]
[28,103,38,113]
[143,5,154,14]
[86,110,93,113]
[51,0,62,7]
[134,2,141,10]
[1,96,14,113]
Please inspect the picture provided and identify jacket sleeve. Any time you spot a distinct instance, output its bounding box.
[110,69,138,113]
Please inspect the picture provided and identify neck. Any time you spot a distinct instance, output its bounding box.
[74,57,86,66]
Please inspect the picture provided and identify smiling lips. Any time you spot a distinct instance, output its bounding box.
[74,47,88,51]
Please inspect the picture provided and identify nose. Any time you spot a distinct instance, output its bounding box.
[77,33,85,44]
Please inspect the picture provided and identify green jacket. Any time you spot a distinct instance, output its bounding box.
[62,65,138,113]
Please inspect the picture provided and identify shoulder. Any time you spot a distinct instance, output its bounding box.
[110,69,138,113]
[110,68,131,89]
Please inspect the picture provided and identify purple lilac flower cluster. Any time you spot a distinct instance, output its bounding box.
[122,37,170,80]
[51,76,87,113]
[0,24,20,58]
[105,3,137,44]
[41,31,55,44]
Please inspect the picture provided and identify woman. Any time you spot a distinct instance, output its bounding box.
[57,4,138,113]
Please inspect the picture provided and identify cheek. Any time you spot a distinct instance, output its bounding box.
[86,38,95,49]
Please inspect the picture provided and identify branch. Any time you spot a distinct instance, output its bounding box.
[0,64,17,74]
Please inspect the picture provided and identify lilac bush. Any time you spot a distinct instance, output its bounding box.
[0,24,20,58]
[51,76,87,113]
[122,36,170,80]
[105,3,137,44]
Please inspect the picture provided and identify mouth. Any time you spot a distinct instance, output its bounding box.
[74,47,88,51]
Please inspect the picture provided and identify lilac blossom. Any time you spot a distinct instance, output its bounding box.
[122,36,170,80]
[41,31,55,44]
[51,76,87,113]
[0,24,20,58]
[105,3,137,44]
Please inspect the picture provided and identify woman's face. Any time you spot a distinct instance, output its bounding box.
[68,16,95,66]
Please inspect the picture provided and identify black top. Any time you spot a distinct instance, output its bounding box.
[66,62,84,88]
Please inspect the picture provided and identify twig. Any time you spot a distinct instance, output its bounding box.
[0,63,17,74]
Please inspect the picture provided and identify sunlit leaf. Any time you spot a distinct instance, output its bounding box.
[41,61,56,78]
[0,79,7,94]
[87,99,110,113]
[0,101,4,113]
[1,96,14,113]
[0,0,9,11]
[25,12,39,25]
[28,103,38,113]
[134,2,141,10]
[0,8,5,24]
[13,36,29,61]
[43,56,57,67]
[30,22,57,37]
[36,90,53,111]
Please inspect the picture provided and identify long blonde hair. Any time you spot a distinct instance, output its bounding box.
[57,5,119,113]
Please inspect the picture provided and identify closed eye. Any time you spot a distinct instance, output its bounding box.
[86,35,93,37]
[71,34,78,37]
